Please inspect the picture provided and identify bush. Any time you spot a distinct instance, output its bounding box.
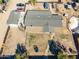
[15,54,21,59]
[0,0,2,4]
[29,0,37,5]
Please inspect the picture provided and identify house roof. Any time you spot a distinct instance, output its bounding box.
[7,10,62,32]
[25,10,62,32]
[7,11,20,24]
[25,10,62,27]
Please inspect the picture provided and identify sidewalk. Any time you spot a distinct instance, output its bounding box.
[0,0,26,49]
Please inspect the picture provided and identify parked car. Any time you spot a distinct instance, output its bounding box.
[16,3,25,12]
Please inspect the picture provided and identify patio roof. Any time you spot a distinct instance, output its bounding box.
[7,10,20,25]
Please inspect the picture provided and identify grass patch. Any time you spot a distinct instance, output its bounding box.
[29,33,36,46]
[60,34,67,40]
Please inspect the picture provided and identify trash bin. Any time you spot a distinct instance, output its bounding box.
[71,2,76,8]
[43,2,49,9]
[64,4,68,9]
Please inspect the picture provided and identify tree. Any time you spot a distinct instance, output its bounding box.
[15,54,21,59]
[0,0,2,4]
[57,52,68,59]
[29,0,37,5]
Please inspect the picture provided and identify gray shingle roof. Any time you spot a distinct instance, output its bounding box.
[25,10,62,27]
[7,10,62,32]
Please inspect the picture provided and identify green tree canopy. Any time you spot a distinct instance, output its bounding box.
[29,0,37,5]
[0,0,2,4]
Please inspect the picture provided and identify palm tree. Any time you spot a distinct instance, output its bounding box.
[29,0,37,5]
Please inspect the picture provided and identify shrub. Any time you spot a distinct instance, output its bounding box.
[0,0,2,4]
